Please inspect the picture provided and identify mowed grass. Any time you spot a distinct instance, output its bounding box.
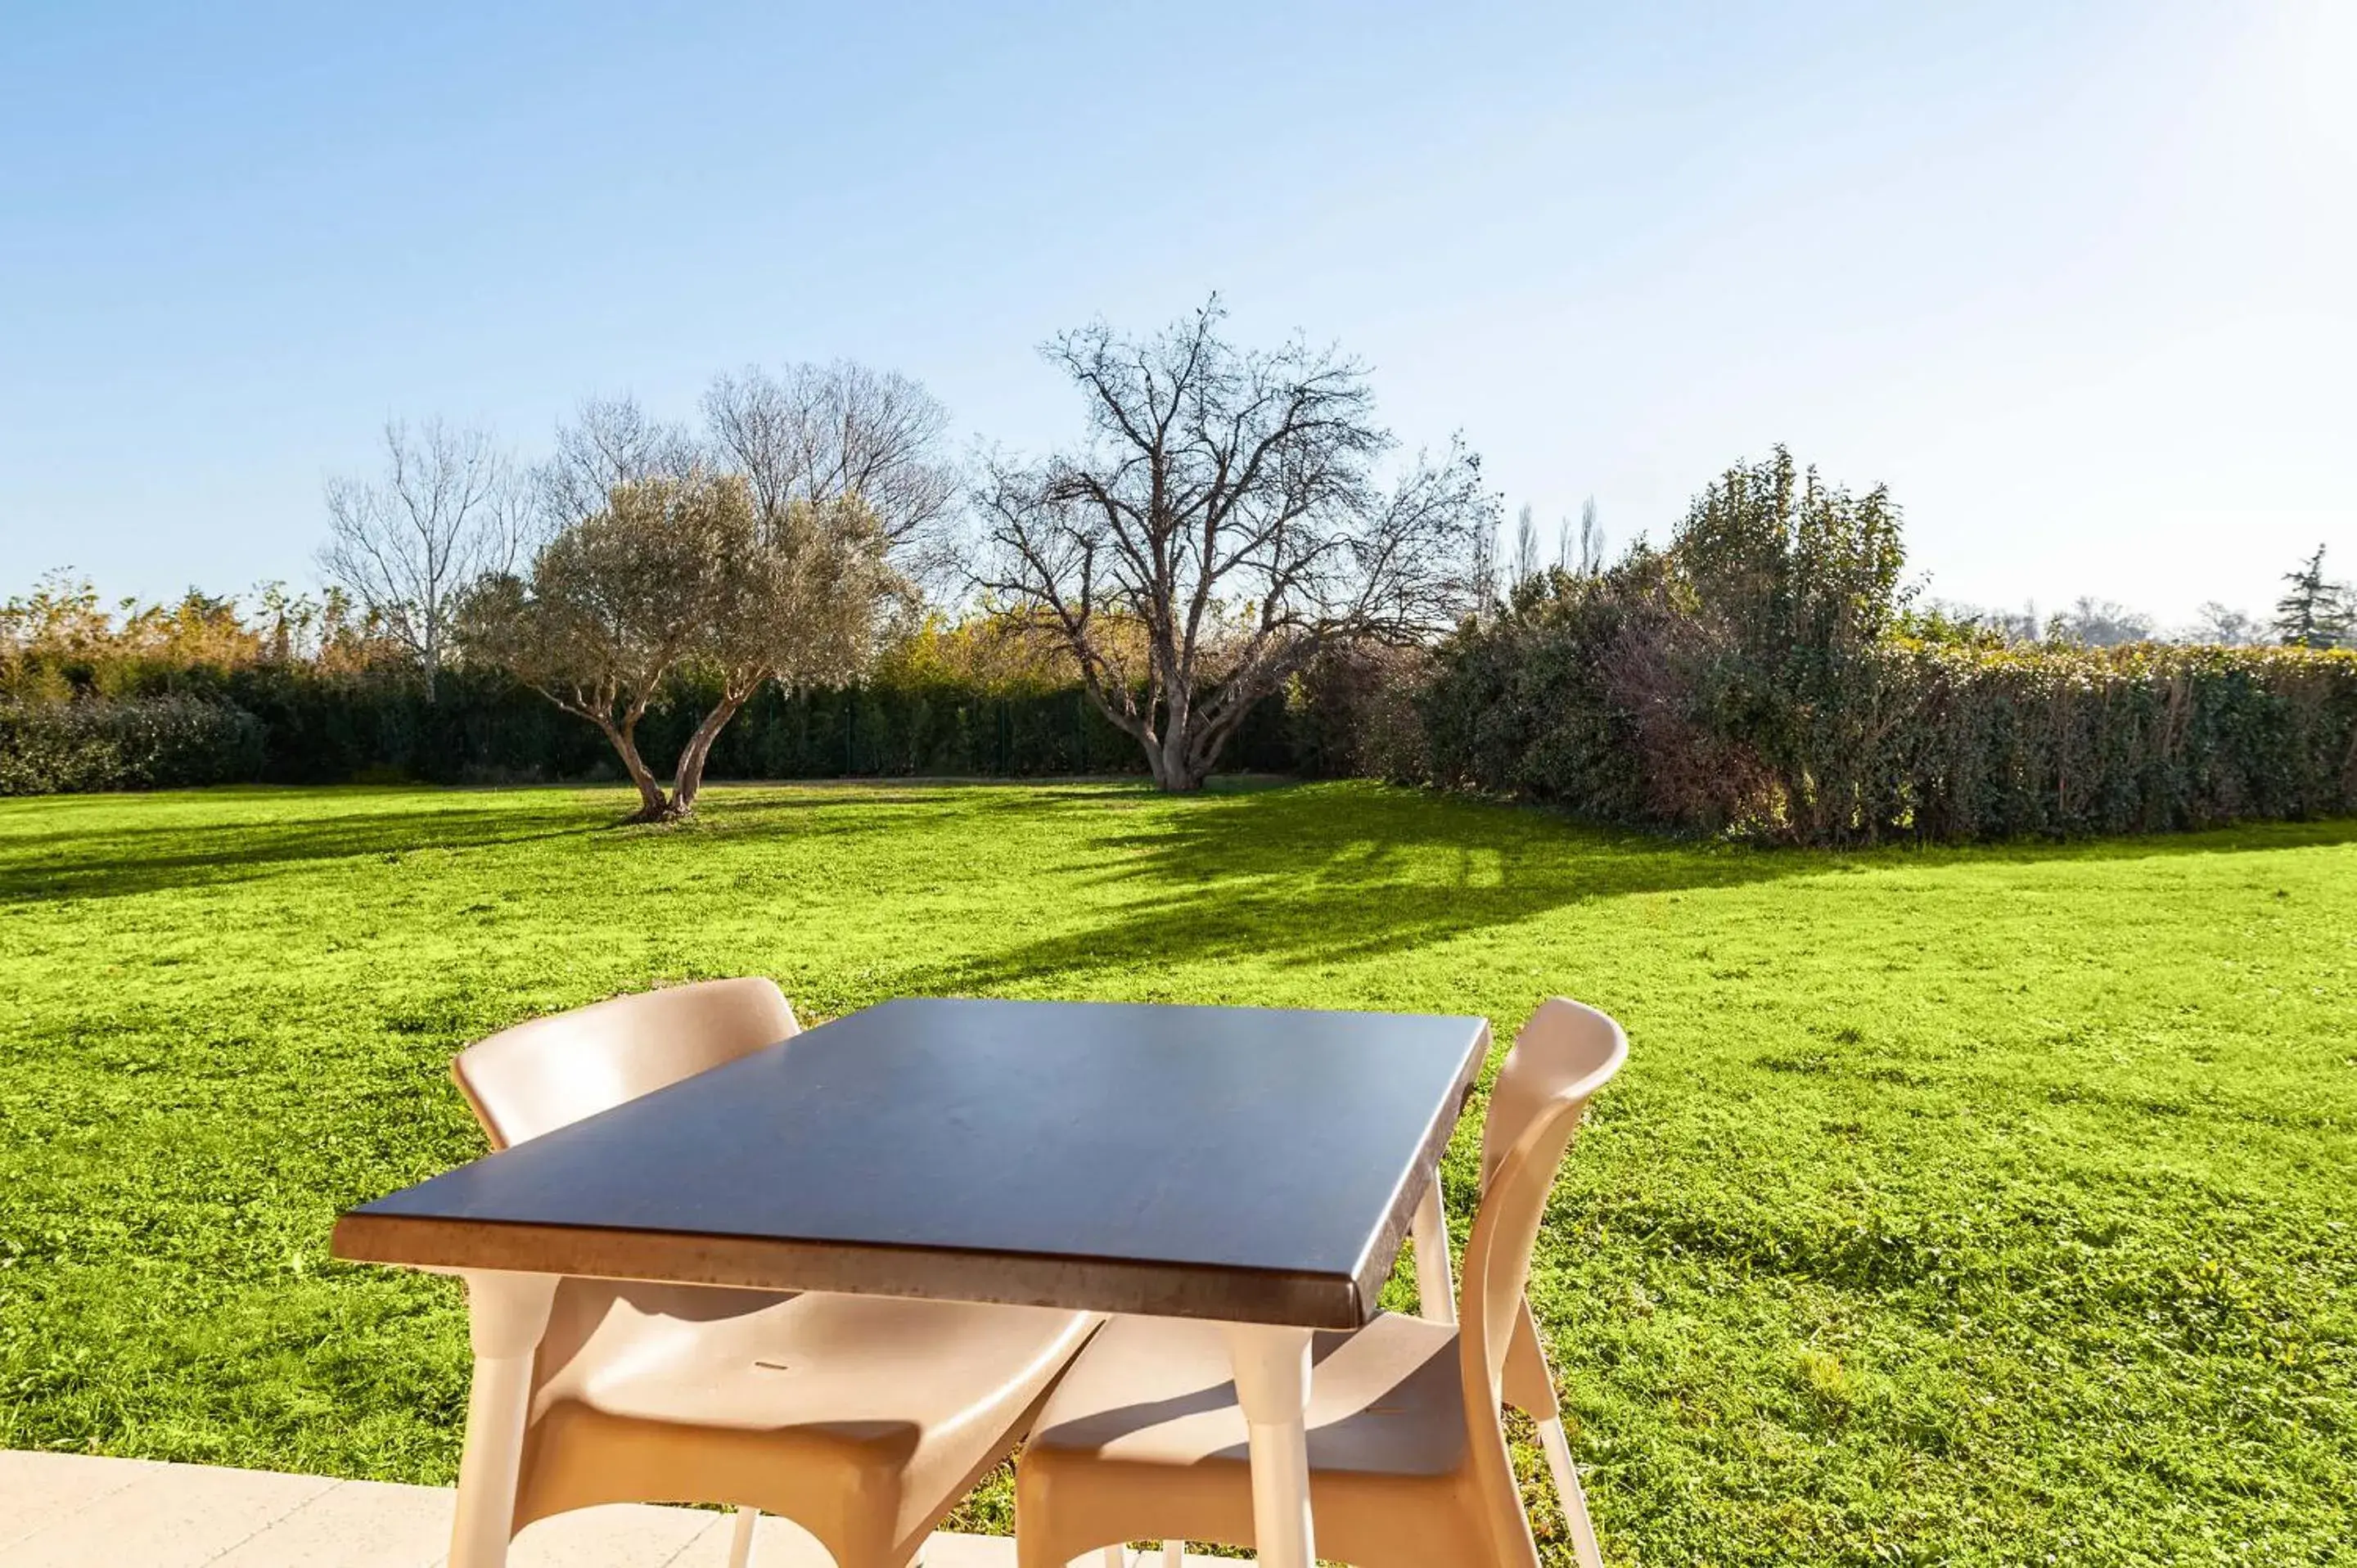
[1,781,2351,1566]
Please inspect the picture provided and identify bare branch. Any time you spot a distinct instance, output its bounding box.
[967,299,1494,789]
[702,362,959,587]
[317,417,521,699]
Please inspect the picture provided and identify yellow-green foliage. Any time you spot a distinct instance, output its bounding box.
[1891,642,2357,840]
[2,781,2351,1565]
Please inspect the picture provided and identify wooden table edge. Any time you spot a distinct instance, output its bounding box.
[330,1211,1374,1331]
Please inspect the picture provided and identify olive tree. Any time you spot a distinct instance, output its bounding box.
[459,471,898,820]
[971,300,1494,791]
[670,490,903,814]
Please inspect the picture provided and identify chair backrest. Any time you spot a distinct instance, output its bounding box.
[1475,998,1620,1188]
[1456,998,1627,1557]
[452,977,800,1148]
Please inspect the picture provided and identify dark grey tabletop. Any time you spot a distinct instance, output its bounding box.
[333,997,1489,1327]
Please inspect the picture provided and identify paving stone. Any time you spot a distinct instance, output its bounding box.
[0,1460,333,1568]
[660,1509,828,1567]
[209,1479,449,1568]
[499,1502,723,1567]
[0,1456,1237,1567]
[0,1452,166,1555]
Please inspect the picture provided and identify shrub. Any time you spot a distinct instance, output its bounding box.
[0,695,266,795]
[1891,642,2357,840]
[1423,599,2357,844]
[1424,449,2357,845]
[1423,550,1740,826]
[1287,644,1435,782]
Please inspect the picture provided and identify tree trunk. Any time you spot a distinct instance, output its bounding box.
[671,689,751,817]
[597,716,676,822]
[1154,727,1207,791]
[1143,681,1209,792]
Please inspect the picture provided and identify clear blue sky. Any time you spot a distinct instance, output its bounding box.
[3,1,2350,626]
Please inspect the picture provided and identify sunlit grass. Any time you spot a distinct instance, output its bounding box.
[2,781,2350,1565]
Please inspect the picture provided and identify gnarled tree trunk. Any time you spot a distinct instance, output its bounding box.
[596,714,676,822]
[670,688,752,817]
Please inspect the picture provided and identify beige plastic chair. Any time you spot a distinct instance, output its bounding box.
[1014,998,1626,1568]
[453,978,1100,1568]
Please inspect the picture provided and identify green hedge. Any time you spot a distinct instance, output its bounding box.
[20,635,2346,845]
[1423,611,2357,844]
[0,695,266,795]
[1892,644,2357,840]
[0,665,1307,795]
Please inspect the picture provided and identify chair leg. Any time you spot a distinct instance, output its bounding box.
[1538,1416,1603,1568]
[1097,1548,1125,1567]
[725,1507,759,1568]
[1160,1542,1184,1566]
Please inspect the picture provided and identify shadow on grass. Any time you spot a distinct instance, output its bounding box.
[0,798,606,904]
[0,778,1151,903]
[908,786,2357,985]
[1886,814,2357,868]
[904,782,1810,983]
[11,776,2350,927]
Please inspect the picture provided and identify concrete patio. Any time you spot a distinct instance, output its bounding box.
[0,1452,1221,1568]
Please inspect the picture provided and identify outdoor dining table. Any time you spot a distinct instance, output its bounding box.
[332,997,1491,1568]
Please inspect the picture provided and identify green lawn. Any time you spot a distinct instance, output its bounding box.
[2,781,2350,1566]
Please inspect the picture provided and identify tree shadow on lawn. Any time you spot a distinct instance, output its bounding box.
[0,779,1141,905]
[905,782,1813,985]
[1898,814,2357,868]
[13,773,2348,926]
[906,786,2357,988]
[0,796,610,905]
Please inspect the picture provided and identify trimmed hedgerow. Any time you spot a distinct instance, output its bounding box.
[0,694,265,795]
[1890,642,2357,840]
[1423,589,2357,845]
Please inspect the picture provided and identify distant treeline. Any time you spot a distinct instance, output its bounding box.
[0,665,1302,795]
[5,603,2350,849]
[7,464,2355,846]
[0,588,1317,793]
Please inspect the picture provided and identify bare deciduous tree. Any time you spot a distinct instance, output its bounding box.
[1512,503,1540,585]
[2046,597,2156,647]
[319,418,524,698]
[536,394,701,531]
[972,300,1494,791]
[702,362,958,579]
[2183,601,2264,647]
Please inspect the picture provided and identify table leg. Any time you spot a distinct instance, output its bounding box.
[1223,1323,1315,1568]
[448,1271,559,1568]
[1411,1172,1456,1326]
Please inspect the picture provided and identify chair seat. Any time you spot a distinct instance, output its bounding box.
[520,1281,1098,1566]
[1017,1313,1493,1568]
[1030,1312,1467,1476]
